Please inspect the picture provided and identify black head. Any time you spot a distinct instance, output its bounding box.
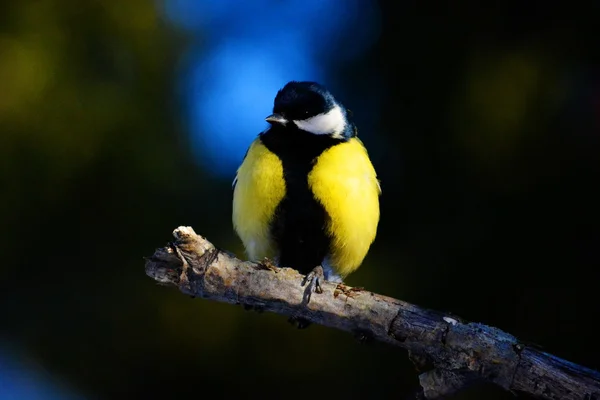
[265,81,354,139]
[273,81,335,120]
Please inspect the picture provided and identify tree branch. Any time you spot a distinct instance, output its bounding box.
[145,226,600,400]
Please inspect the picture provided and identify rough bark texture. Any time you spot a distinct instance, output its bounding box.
[145,226,600,400]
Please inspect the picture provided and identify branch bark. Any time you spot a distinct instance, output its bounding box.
[145,226,600,400]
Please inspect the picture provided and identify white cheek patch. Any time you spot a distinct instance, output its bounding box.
[294,105,346,135]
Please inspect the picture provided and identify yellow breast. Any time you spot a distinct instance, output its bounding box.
[232,139,286,261]
[308,137,381,278]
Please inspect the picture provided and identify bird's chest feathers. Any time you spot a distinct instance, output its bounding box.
[259,131,380,276]
[308,139,381,276]
[308,140,377,221]
[260,128,341,191]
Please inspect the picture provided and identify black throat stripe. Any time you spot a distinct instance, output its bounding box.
[260,126,344,274]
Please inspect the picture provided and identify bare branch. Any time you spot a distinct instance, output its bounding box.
[145,226,600,399]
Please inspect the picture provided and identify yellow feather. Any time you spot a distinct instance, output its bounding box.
[308,137,380,277]
[232,139,286,261]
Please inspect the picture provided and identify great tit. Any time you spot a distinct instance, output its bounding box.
[232,81,380,295]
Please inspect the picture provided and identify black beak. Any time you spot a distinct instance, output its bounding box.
[265,113,287,125]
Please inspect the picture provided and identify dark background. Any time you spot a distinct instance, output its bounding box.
[1,1,599,399]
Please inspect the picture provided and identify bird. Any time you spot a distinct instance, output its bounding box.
[232,81,380,301]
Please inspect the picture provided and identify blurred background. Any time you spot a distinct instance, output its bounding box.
[1,1,599,399]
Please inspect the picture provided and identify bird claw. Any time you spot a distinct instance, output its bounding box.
[291,266,326,329]
[301,265,324,295]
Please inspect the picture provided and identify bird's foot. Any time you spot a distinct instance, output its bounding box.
[301,265,324,296]
[292,265,326,329]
